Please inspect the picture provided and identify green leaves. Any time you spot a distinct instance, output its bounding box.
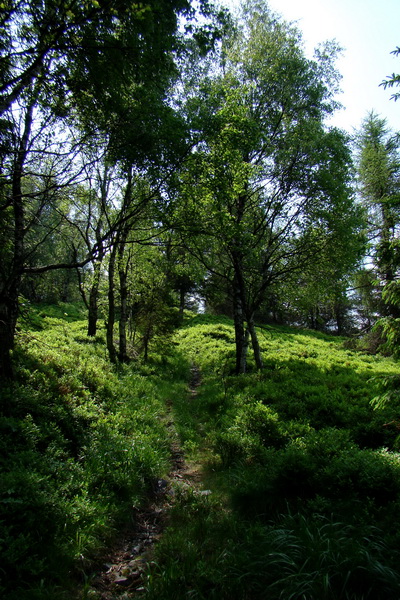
[357,113,400,321]
[380,47,400,101]
[146,316,400,599]
[0,309,178,597]
[174,1,360,359]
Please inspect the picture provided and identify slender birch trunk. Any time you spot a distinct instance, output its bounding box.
[118,254,129,362]
[87,257,103,336]
[247,315,263,370]
[233,282,248,374]
[106,243,117,364]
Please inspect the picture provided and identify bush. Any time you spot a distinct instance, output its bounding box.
[214,401,286,465]
[227,428,400,521]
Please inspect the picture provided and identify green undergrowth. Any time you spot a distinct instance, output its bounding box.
[0,303,190,600]
[145,314,400,599]
[4,309,400,599]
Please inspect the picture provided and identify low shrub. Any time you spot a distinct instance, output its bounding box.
[0,307,178,599]
[214,401,286,465]
[147,502,400,599]
[229,428,400,521]
[144,315,400,599]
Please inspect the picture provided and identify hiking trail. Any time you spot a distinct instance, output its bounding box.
[82,365,204,599]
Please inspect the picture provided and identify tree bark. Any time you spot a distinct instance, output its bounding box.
[0,96,35,379]
[87,279,100,336]
[179,284,186,322]
[87,254,104,337]
[106,243,117,364]
[233,282,248,374]
[0,292,19,379]
[247,315,263,370]
[118,257,129,362]
[87,166,110,336]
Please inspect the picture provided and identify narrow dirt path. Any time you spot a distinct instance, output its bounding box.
[82,365,203,599]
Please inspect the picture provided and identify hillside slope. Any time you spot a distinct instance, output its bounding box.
[2,309,400,599]
[146,315,400,599]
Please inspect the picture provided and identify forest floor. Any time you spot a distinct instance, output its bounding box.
[84,365,204,599]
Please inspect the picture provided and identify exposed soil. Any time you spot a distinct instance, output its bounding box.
[82,366,202,599]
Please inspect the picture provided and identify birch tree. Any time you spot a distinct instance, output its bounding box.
[175,0,363,373]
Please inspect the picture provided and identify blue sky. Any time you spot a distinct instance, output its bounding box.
[224,0,400,133]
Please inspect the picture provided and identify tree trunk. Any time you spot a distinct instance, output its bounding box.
[179,284,186,322]
[334,301,345,335]
[115,218,131,362]
[115,169,134,361]
[143,326,151,362]
[87,258,103,337]
[247,315,263,370]
[106,243,117,364]
[0,96,35,379]
[87,284,99,337]
[233,283,247,374]
[118,262,129,362]
[0,290,19,379]
[87,165,110,336]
